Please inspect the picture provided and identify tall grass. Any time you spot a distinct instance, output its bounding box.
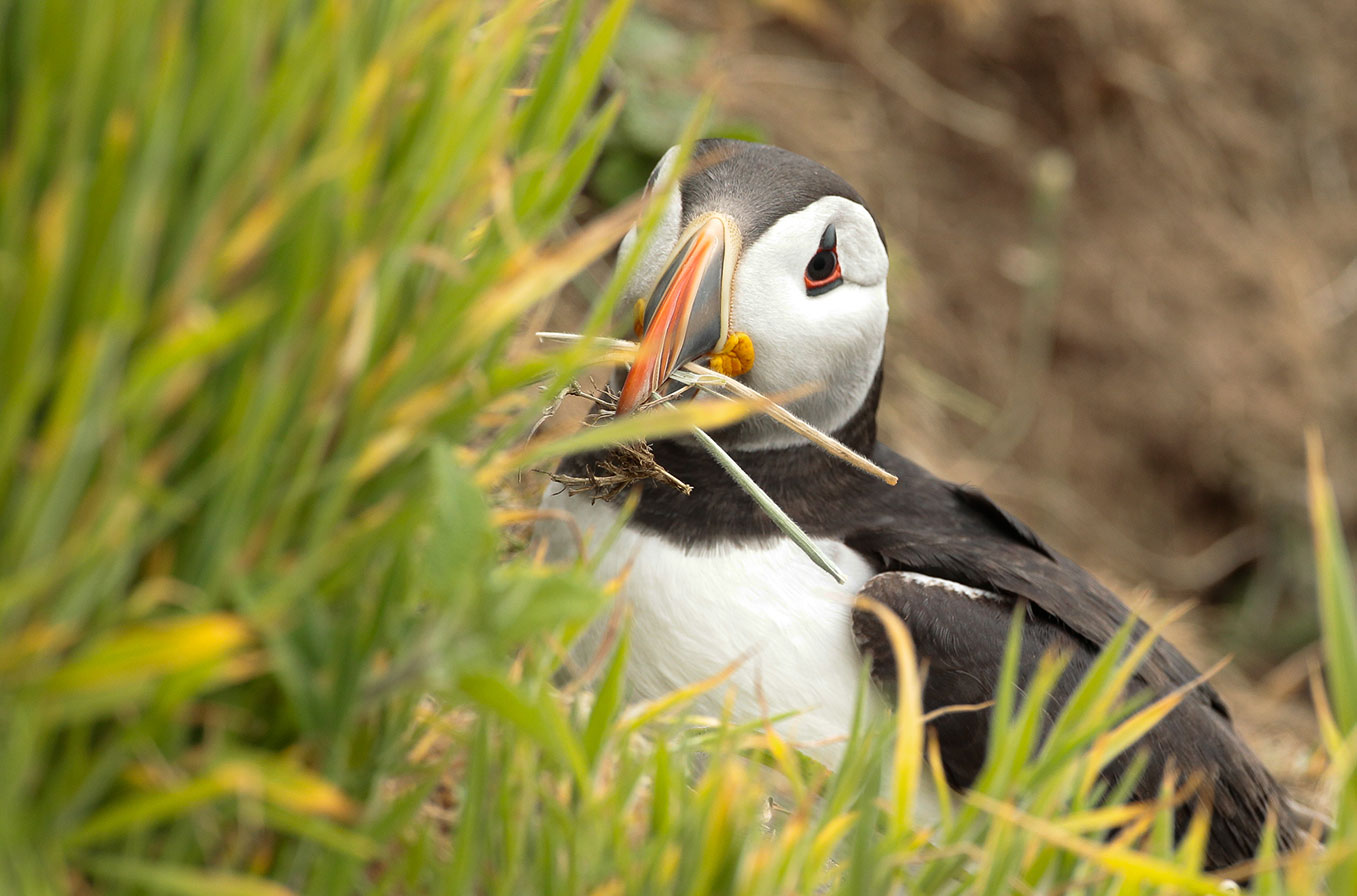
[3,1,1355,894]
[0,0,631,890]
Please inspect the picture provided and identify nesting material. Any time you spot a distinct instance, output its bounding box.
[536,331,897,486]
[547,440,691,502]
[537,330,894,581]
[542,382,692,502]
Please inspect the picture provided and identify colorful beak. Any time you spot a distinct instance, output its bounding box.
[617,214,737,415]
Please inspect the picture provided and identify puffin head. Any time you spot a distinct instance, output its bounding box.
[615,139,890,450]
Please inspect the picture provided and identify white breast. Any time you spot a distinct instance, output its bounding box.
[540,487,886,767]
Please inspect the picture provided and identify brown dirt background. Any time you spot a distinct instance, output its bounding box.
[603,0,1357,803]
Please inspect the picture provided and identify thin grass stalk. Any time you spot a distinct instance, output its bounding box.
[687,425,846,583]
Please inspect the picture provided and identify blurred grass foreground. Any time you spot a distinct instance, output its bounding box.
[2,1,1357,894]
[1,0,625,889]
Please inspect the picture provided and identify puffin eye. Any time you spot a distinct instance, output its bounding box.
[804,224,842,296]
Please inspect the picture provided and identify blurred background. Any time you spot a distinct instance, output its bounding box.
[569,0,1357,793]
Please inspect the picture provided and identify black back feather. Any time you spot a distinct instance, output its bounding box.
[560,365,1305,870]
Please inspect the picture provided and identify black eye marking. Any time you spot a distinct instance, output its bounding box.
[804,223,843,296]
[818,223,836,251]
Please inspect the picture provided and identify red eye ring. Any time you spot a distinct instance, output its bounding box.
[805,252,841,297]
[805,223,843,296]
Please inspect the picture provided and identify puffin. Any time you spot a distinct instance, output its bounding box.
[541,138,1305,870]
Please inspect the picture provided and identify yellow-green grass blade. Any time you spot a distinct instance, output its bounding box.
[1306,430,1357,894]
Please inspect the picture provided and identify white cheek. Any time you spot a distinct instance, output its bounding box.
[748,287,886,429]
[728,197,889,441]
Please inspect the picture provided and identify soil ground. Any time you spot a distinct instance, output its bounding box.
[603,0,1357,808]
